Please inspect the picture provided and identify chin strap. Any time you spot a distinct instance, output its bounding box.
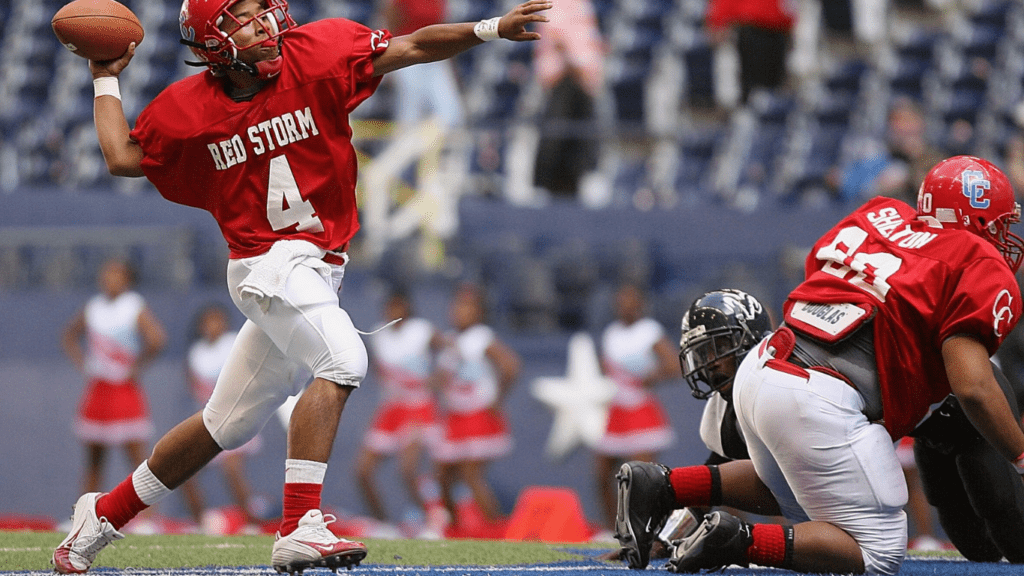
[179,38,281,79]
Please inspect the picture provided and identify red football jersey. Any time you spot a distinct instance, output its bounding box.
[130,19,392,258]
[784,197,1022,439]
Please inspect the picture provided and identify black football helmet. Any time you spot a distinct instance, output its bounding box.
[679,289,772,400]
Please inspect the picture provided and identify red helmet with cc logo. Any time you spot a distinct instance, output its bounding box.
[917,155,1024,272]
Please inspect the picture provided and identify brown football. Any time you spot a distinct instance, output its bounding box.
[52,0,144,61]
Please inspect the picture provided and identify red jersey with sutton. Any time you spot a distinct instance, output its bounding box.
[784,196,1022,439]
[130,19,392,258]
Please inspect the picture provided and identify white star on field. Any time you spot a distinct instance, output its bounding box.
[531,332,616,461]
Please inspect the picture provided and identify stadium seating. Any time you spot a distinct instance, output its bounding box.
[3,0,1024,334]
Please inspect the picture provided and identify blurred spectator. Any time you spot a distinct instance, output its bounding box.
[61,259,166,496]
[1004,104,1024,199]
[592,283,679,526]
[355,290,444,535]
[835,98,942,204]
[432,283,521,531]
[532,0,605,197]
[180,303,263,534]
[1005,133,1024,199]
[381,0,464,130]
[707,0,795,106]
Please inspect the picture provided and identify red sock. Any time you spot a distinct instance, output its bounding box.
[95,477,147,530]
[668,466,713,507]
[279,483,322,536]
[747,524,793,568]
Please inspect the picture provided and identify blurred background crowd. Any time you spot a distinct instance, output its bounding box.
[2,0,1024,546]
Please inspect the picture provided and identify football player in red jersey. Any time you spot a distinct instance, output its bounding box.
[51,0,550,574]
[614,156,1024,576]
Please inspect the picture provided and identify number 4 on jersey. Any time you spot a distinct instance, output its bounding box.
[267,155,324,233]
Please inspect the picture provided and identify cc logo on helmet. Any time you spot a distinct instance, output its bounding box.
[179,0,195,42]
[993,289,1015,338]
[962,170,991,210]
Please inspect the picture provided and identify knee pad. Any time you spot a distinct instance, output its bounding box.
[289,305,367,386]
[857,511,907,576]
[203,391,286,450]
[860,545,905,576]
[204,404,255,451]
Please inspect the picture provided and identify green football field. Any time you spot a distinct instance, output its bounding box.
[0,531,611,572]
[0,531,996,576]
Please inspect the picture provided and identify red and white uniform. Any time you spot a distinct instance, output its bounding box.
[786,196,1021,439]
[75,291,154,444]
[132,19,392,259]
[732,197,1022,575]
[364,318,438,454]
[594,318,675,456]
[128,19,392,450]
[432,325,512,463]
[188,331,261,458]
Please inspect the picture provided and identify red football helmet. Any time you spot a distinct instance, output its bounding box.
[917,155,1024,272]
[179,0,296,78]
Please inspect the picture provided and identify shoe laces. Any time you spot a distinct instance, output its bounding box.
[302,513,343,542]
[74,517,119,560]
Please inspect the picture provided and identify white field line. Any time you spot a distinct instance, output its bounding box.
[2,564,627,576]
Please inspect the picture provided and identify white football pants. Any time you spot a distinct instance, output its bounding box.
[202,257,367,450]
[732,339,908,575]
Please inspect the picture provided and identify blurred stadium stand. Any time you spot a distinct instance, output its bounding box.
[2,0,1022,345]
[4,0,1024,526]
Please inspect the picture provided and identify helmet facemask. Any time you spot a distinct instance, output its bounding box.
[181,0,296,79]
[679,324,746,400]
[678,289,772,400]
[981,206,1024,273]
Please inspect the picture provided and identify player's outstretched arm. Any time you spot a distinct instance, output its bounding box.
[90,43,145,177]
[944,335,1024,467]
[372,0,551,77]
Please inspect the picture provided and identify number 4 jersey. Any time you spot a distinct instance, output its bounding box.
[784,196,1022,439]
[130,19,392,258]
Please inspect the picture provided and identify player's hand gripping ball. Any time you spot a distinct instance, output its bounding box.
[51,0,144,61]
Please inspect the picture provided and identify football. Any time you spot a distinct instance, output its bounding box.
[51,0,144,61]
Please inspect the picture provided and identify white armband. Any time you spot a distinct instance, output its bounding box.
[474,17,501,42]
[93,76,121,100]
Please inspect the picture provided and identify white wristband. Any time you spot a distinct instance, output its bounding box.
[1014,451,1024,475]
[93,76,121,100]
[474,17,501,42]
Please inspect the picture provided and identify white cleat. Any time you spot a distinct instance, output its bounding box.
[272,510,367,575]
[52,493,124,574]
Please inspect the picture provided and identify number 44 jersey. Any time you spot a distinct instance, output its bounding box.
[784,196,1022,439]
[130,19,392,258]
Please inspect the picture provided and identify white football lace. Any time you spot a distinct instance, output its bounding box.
[306,513,339,540]
[75,518,118,560]
[354,318,401,336]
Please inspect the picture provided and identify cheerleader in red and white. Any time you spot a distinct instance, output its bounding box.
[432,284,521,526]
[593,283,680,525]
[356,290,443,526]
[61,259,166,495]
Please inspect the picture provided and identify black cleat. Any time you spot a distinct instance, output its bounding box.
[614,461,675,569]
[667,511,752,573]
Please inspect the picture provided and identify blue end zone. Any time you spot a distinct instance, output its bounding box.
[10,556,1022,576]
